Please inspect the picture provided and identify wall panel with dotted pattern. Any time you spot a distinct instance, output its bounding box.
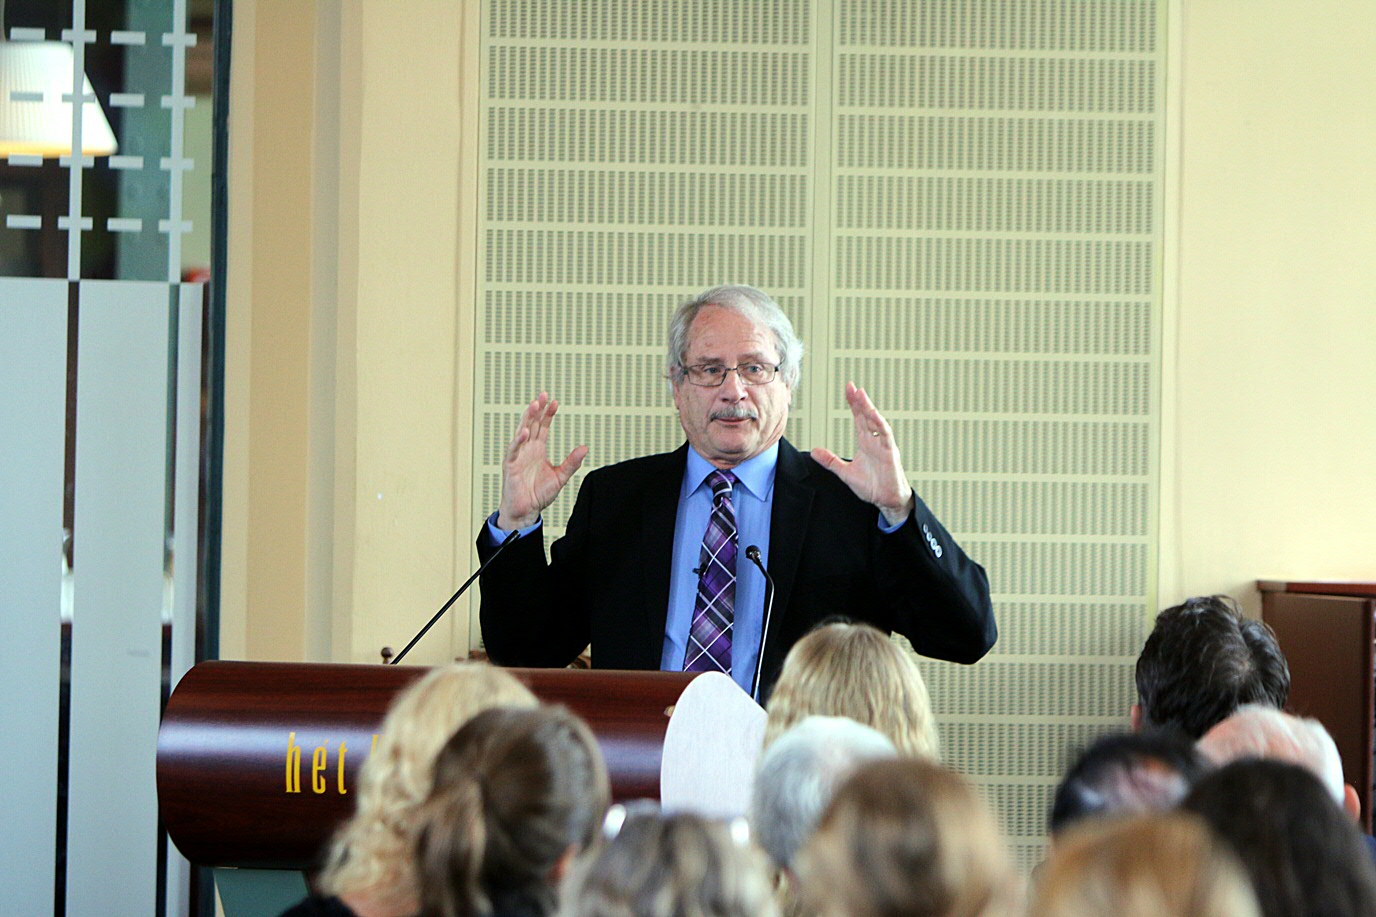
[475,0,1164,869]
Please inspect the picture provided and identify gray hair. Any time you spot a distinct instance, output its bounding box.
[665,284,804,391]
[749,715,897,871]
[1198,703,1346,804]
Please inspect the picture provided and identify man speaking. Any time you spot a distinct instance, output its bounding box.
[477,284,995,698]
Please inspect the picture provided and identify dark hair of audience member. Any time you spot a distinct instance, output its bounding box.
[558,810,778,917]
[1181,758,1376,917]
[1134,595,1290,739]
[1030,812,1259,917]
[1048,730,1207,836]
[797,757,1019,917]
[413,705,610,917]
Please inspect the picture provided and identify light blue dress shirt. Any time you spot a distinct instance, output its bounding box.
[660,444,778,696]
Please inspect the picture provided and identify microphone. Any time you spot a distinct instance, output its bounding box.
[389,529,522,665]
[745,545,776,702]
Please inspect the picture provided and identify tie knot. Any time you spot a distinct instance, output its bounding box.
[707,469,736,501]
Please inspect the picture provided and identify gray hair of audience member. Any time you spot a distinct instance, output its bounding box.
[749,715,898,872]
[1030,813,1260,917]
[798,757,1021,917]
[1048,730,1208,836]
[1134,595,1290,739]
[1181,759,1376,917]
[1198,703,1347,806]
[558,811,779,917]
[665,284,805,391]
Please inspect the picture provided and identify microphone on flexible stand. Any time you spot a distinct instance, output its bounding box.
[745,545,776,702]
[389,529,522,665]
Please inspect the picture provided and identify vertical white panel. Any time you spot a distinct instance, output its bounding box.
[67,280,171,916]
[169,286,202,710]
[164,283,204,917]
[0,278,68,917]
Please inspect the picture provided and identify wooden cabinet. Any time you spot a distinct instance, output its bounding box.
[1258,581,1375,832]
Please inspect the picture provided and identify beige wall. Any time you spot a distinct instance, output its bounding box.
[1164,0,1376,619]
[222,0,315,661]
[223,1,480,663]
[223,0,1376,661]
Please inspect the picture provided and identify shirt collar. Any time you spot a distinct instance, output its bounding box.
[683,442,779,502]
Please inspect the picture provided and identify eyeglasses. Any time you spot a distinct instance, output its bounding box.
[681,362,780,387]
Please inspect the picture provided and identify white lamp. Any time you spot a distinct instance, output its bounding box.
[0,39,118,158]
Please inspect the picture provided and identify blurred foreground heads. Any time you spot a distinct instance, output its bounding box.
[750,715,897,874]
[1048,730,1206,837]
[416,705,610,917]
[316,663,540,917]
[1181,759,1376,917]
[1197,702,1360,818]
[750,716,897,917]
[1031,813,1259,917]
[797,757,1020,917]
[559,810,778,917]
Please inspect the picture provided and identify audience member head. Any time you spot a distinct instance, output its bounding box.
[559,810,778,917]
[750,715,897,873]
[1048,730,1207,836]
[1181,758,1376,917]
[414,705,610,917]
[797,757,1019,917]
[317,663,539,913]
[1198,702,1359,818]
[1134,595,1289,739]
[1029,812,1259,917]
[764,620,939,758]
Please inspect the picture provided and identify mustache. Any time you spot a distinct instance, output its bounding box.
[711,406,758,421]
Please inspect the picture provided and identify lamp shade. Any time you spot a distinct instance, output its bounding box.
[0,40,117,157]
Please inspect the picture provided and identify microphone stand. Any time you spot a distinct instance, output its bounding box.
[389,529,521,665]
[746,545,776,701]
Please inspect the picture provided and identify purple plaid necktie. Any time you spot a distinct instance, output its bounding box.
[684,470,737,675]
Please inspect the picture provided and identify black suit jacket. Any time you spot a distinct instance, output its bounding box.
[478,439,995,695]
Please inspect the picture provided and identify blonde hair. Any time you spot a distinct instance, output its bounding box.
[764,621,939,759]
[1030,813,1260,917]
[316,662,538,910]
[416,705,610,917]
[559,811,778,917]
[797,758,1019,917]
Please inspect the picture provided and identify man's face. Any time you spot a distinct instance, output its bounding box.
[672,305,791,469]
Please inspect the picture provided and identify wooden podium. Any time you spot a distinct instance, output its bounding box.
[157,661,704,870]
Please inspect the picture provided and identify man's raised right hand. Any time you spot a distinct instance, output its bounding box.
[496,393,588,531]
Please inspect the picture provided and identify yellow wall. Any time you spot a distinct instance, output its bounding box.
[224,1,479,663]
[344,1,478,666]
[222,0,317,661]
[223,0,1376,662]
[1164,0,1376,619]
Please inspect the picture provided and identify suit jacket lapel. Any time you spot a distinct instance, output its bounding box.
[767,439,815,651]
[635,445,688,669]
